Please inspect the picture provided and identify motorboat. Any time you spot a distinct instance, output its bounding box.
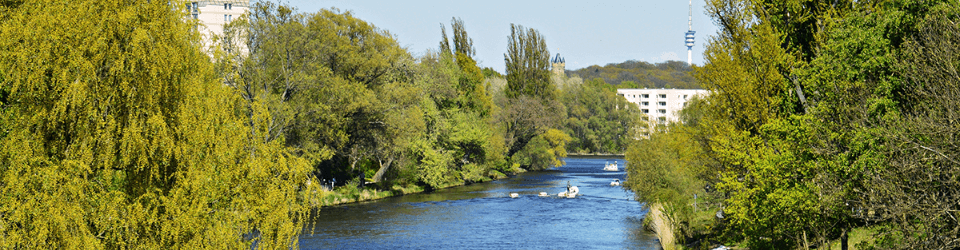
[610,179,621,186]
[509,193,519,198]
[603,161,619,171]
[558,186,579,198]
[538,192,549,197]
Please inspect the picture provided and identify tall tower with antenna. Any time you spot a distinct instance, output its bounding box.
[684,0,696,65]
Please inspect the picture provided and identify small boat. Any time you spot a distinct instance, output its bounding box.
[539,192,549,197]
[509,193,519,198]
[558,186,579,198]
[610,179,621,186]
[603,161,619,171]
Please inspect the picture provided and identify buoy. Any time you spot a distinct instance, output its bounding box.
[510,193,519,198]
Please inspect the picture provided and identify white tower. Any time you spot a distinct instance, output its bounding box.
[684,0,696,65]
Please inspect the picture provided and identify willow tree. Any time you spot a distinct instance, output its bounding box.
[0,1,311,248]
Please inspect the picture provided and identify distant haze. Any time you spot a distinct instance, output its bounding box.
[283,0,718,73]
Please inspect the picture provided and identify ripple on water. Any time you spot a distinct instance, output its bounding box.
[301,157,660,250]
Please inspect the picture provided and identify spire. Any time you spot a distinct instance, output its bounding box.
[688,0,693,31]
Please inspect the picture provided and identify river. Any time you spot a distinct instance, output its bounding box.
[299,157,660,249]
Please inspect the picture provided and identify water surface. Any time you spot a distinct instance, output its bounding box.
[301,158,659,249]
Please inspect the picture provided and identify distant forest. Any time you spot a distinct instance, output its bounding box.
[566,60,700,89]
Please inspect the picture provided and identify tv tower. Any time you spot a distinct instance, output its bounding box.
[684,0,696,65]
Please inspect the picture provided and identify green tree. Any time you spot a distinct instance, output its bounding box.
[223,3,415,184]
[0,0,311,248]
[513,129,572,170]
[850,2,960,248]
[560,78,642,154]
[692,0,846,247]
[504,24,553,99]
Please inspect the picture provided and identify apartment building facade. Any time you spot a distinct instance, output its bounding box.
[616,88,709,124]
[185,1,249,49]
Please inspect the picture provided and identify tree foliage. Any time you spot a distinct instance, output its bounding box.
[625,0,960,248]
[625,98,716,242]
[862,3,960,247]
[569,60,699,89]
[504,24,553,99]
[220,3,417,186]
[0,1,311,248]
[559,77,643,154]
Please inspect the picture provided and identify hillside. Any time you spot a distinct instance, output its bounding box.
[566,60,700,89]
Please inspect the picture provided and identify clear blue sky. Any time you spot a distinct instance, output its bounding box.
[280,0,717,73]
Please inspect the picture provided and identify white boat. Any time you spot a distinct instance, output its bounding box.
[509,193,519,198]
[603,161,619,171]
[558,186,579,198]
[610,179,621,186]
[538,192,549,197]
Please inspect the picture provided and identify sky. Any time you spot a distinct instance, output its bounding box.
[280,0,718,73]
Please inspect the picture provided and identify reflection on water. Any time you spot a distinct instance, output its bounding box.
[300,158,660,249]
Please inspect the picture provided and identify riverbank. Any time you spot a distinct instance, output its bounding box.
[306,183,424,207]
[305,170,520,207]
[567,153,625,156]
[566,152,626,158]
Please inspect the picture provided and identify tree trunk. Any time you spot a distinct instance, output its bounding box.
[841,228,848,250]
[372,157,392,183]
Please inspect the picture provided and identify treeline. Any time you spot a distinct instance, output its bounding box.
[216,3,579,192]
[555,76,643,154]
[0,1,641,248]
[567,60,700,89]
[625,0,960,249]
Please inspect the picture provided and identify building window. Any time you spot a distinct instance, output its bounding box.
[187,2,198,13]
[658,101,666,106]
[192,13,198,19]
[642,94,649,98]
[659,94,666,98]
[657,117,666,123]
[683,95,688,99]
[229,3,233,10]
[225,14,228,21]
[642,109,649,114]
[641,101,648,106]
[658,109,666,114]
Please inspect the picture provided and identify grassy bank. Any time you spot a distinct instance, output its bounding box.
[303,182,425,207]
[303,172,515,208]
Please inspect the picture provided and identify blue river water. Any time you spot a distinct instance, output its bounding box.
[299,157,660,249]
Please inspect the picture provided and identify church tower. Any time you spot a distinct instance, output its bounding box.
[551,53,565,76]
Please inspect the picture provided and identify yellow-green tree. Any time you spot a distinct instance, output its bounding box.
[0,1,311,248]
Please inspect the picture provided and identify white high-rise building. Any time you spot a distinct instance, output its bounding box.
[185,1,249,50]
[617,88,708,125]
